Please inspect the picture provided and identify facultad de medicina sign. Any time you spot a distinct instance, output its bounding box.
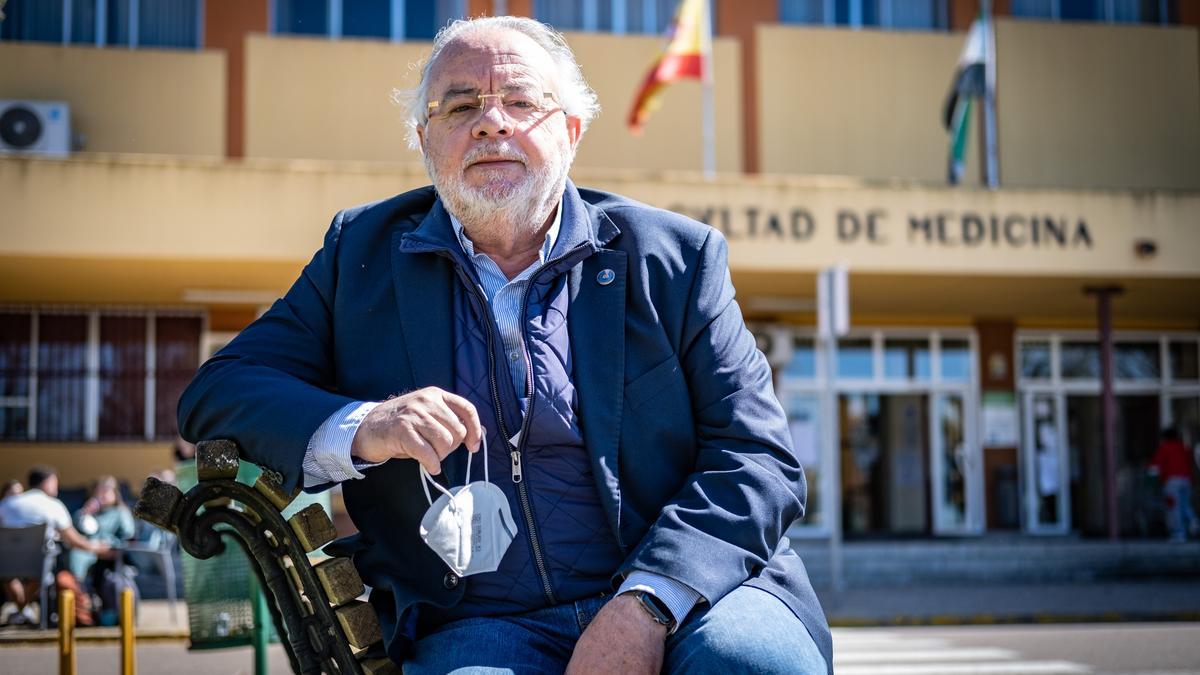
[667,204,1095,250]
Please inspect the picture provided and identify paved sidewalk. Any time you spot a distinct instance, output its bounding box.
[817,580,1200,626]
[0,599,187,644]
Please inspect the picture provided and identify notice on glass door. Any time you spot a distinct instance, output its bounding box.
[982,391,1018,447]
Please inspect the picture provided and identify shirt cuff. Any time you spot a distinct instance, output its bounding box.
[617,570,703,626]
[302,401,383,488]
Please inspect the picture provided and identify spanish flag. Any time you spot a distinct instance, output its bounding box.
[627,0,711,135]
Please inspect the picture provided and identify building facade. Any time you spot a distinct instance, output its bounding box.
[2,0,1198,540]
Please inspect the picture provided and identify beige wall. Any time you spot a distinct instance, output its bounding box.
[0,443,175,493]
[756,20,1200,191]
[243,34,426,162]
[4,153,1198,278]
[243,32,741,173]
[0,154,423,262]
[585,173,1200,279]
[0,43,225,157]
[756,24,981,184]
[565,32,742,174]
[995,19,1200,191]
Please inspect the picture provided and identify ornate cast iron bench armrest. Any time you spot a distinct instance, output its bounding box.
[133,440,399,675]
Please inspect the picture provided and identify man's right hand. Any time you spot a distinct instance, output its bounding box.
[350,387,483,475]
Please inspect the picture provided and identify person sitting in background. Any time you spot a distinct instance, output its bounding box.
[0,466,109,626]
[1149,427,1199,542]
[1,479,22,500]
[172,435,197,464]
[68,475,135,584]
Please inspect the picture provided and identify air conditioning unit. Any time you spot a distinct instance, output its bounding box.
[0,101,71,156]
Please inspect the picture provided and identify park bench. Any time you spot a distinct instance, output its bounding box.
[133,440,399,675]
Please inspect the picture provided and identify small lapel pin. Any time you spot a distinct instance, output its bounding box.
[596,269,615,286]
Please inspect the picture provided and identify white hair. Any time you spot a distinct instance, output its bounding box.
[395,16,601,150]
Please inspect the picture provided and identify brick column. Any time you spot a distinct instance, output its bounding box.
[976,318,1020,531]
[1178,0,1200,27]
[506,0,533,18]
[715,0,776,175]
[950,0,1012,30]
[205,0,268,159]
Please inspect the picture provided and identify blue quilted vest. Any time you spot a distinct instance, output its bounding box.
[406,201,625,627]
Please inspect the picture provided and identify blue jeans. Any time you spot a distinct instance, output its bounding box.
[1164,477,1197,540]
[404,586,827,674]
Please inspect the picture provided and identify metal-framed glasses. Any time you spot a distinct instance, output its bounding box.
[425,89,560,126]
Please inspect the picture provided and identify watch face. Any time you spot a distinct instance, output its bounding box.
[636,591,674,626]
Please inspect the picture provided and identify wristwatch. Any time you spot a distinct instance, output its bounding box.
[626,590,677,634]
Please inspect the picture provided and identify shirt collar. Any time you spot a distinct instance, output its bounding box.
[448,196,563,269]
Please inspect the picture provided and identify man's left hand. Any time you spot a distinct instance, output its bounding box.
[565,593,667,675]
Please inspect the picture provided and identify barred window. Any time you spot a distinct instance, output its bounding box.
[0,0,201,49]
[0,310,201,442]
[272,0,464,41]
[780,0,950,31]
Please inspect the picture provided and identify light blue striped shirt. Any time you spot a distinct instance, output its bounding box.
[447,206,562,409]
[301,200,700,624]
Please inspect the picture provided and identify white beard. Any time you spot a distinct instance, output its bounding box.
[425,138,572,244]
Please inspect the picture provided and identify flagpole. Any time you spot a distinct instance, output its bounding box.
[700,0,716,180]
[982,0,1000,189]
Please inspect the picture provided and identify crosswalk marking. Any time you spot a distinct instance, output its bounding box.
[832,629,1093,675]
[836,647,1021,663]
[834,662,1092,675]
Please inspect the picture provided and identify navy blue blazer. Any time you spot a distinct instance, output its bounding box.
[178,181,832,669]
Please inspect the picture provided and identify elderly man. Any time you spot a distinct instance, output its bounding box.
[179,15,830,674]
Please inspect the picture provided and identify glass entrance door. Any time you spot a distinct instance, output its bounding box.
[1170,395,1200,449]
[1023,392,1069,533]
[932,392,980,534]
[840,390,981,537]
[1066,394,1160,537]
[840,393,930,537]
[1023,391,1163,536]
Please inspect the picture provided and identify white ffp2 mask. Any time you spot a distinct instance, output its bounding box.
[418,438,517,577]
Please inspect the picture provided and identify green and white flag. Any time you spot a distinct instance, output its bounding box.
[943,16,989,185]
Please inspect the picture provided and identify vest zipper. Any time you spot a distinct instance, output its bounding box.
[504,243,591,604]
[445,241,591,607]
[453,265,557,605]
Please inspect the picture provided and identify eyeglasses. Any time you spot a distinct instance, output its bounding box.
[425,89,560,126]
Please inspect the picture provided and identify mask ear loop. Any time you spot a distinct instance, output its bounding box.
[419,435,487,506]
[480,434,489,484]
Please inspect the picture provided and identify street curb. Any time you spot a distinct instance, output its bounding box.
[827,611,1200,627]
[0,627,190,645]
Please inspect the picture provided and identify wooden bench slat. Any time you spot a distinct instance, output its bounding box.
[335,600,383,649]
[315,557,366,607]
[254,471,301,511]
[360,656,402,675]
[131,476,183,533]
[196,439,241,481]
[288,503,337,552]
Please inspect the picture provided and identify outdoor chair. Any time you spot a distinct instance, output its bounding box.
[118,524,180,622]
[134,440,398,674]
[0,523,57,629]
